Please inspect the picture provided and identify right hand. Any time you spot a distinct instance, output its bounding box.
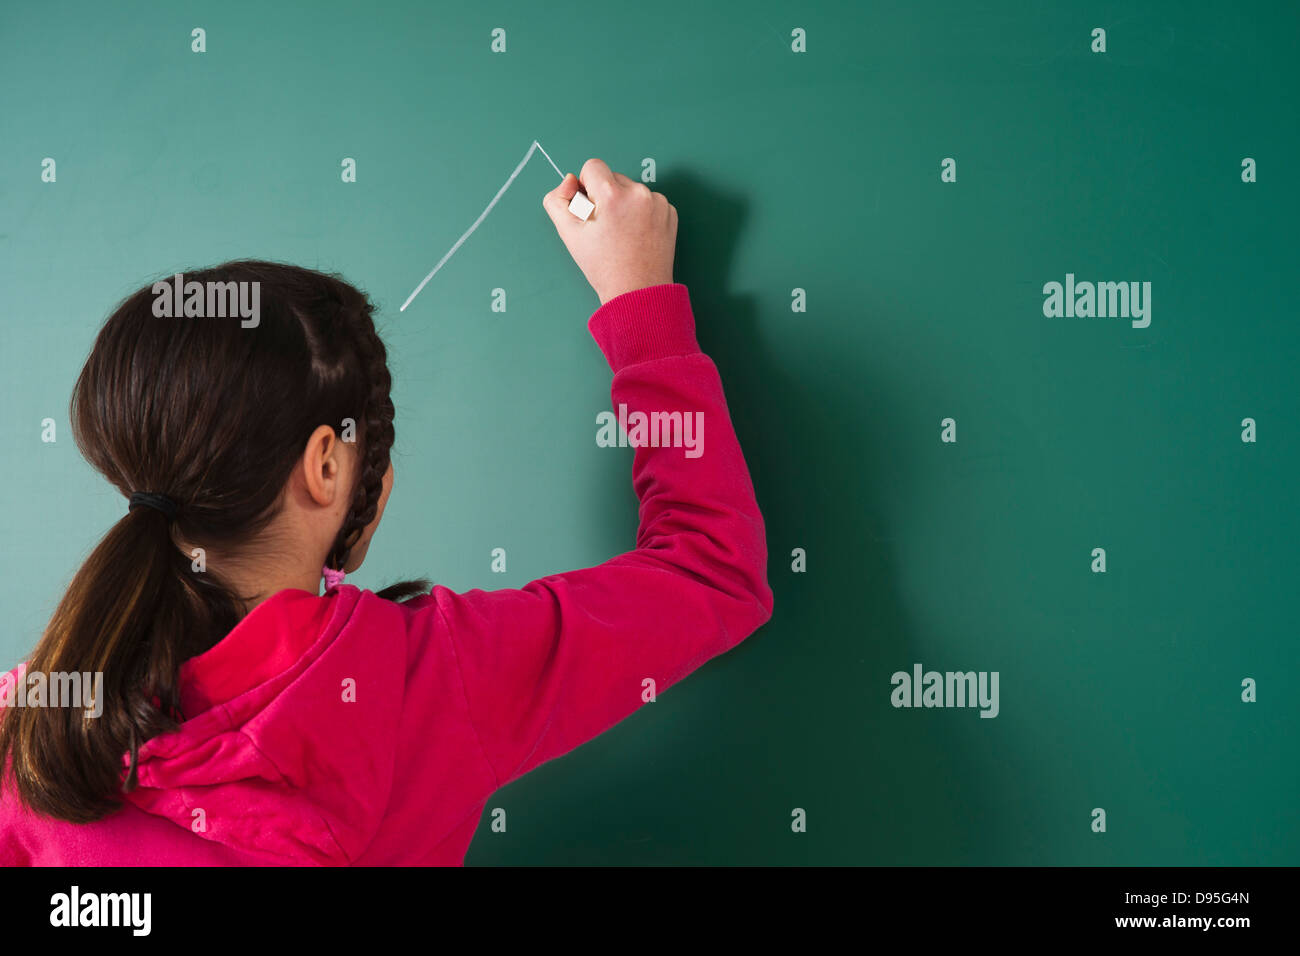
[542,159,678,306]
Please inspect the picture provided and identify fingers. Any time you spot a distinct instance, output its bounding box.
[577,157,617,202]
[544,160,672,234]
[612,174,652,199]
[542,173,581,227]
[554,172,581,202]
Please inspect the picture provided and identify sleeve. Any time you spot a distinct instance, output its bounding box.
[429,283,773,788]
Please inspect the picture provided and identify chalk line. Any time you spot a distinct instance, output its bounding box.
[533,140,564,180]
[399,139,566,313]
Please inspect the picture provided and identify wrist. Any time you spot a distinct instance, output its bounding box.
[598,277,675,305]
[587,283,700,372]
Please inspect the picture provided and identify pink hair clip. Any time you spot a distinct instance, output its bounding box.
[322,565,347,592]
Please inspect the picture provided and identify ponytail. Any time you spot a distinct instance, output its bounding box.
[0,260,427,822]
[0,503,241,822]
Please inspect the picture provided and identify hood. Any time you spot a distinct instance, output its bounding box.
[124,585,406,865]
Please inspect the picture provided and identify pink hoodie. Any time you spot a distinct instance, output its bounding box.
[0,283,773,866]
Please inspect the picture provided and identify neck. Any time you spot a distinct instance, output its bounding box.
[174,535,327,615]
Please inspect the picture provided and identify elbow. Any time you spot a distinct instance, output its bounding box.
[692,554,773,651]
[731,561,773,645]
[732,531,774,637]
[719,579,771,655]
[751,576,774,629]
[750,529,775,626]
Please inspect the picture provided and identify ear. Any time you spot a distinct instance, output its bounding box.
[300,424,347,507]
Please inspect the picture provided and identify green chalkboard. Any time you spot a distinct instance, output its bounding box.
[1,0,1296,865]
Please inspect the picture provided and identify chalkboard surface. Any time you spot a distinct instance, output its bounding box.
[1,0,1296,864]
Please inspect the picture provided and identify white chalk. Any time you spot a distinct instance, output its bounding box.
[568,191,595,222]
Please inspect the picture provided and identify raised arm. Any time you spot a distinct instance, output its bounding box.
[412,162,772,787]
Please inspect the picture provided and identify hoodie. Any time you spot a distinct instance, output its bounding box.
[0,283,773,865]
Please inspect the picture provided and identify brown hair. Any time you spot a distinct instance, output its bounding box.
[0,260,427,822]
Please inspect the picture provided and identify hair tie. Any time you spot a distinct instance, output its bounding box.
[128,491,178,522]
[322,566,347,592]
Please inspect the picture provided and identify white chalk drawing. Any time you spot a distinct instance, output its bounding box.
[400,140,566,313]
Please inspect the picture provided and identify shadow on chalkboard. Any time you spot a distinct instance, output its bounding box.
[586,167,1005,863]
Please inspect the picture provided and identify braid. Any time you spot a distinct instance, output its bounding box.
[320,293,430,602]
[326,309,395,572]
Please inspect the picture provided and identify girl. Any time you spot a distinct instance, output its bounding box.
[0,160,772,865]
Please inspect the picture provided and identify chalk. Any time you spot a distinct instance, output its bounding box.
[568,191,595,222]
[534,139,594,220]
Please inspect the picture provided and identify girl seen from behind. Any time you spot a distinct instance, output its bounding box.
[0,160,772,865]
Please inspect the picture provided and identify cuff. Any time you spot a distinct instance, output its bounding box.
[586,283,702,374]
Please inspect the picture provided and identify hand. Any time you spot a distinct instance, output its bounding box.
[542,159,678,305]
